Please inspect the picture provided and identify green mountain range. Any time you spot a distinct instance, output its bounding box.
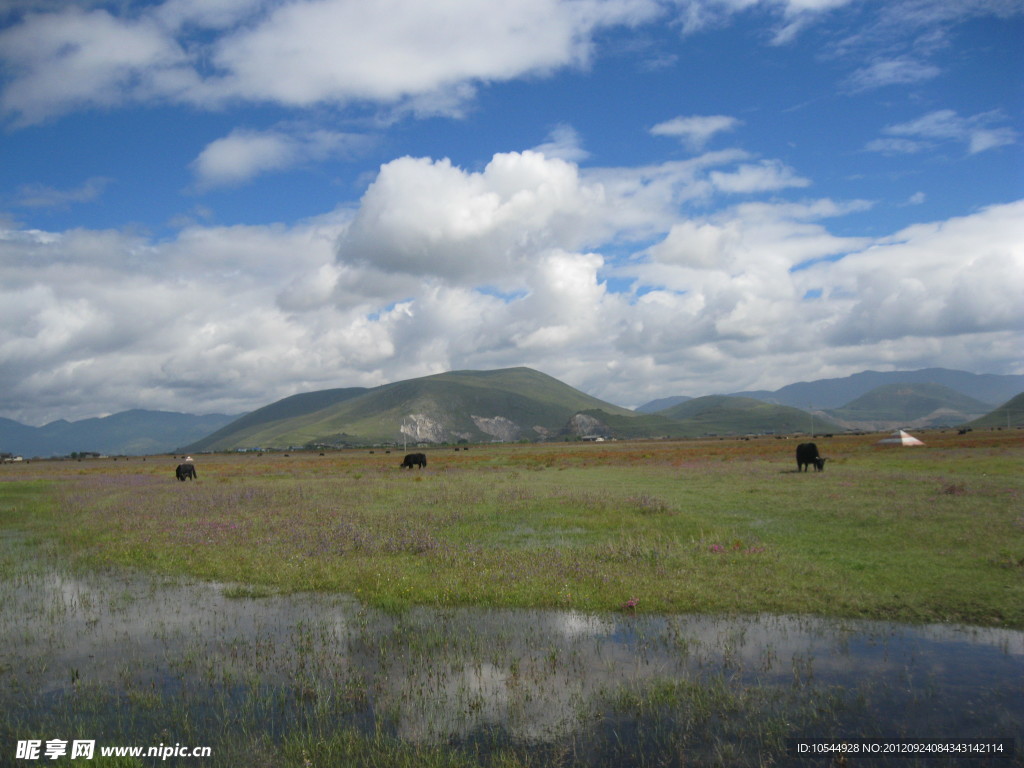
[824,383,992,430]
[185,367,841,451]
[187,369,1021,453]
[186,367,638,451]
[6,368,1018,457]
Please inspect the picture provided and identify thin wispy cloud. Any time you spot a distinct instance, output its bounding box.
[532,124,591,163]
[871,109,1017,155]
[14,177,112,209]
[650,115,742,151]
[845,57,941,91]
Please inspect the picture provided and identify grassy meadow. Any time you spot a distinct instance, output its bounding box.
[2,429,1022,628]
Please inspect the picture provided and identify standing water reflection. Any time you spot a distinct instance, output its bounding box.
[1,545,1021,766]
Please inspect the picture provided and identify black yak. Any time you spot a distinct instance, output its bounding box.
[175,463,197,481]
[400,452,427,469]
[795,443,826,472]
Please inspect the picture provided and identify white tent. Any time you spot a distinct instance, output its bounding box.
[877,429,925,446]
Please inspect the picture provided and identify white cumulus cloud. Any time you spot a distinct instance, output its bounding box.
[335,151,608,286]
[1,148,1021,424]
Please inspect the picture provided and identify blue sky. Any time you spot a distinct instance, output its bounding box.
[1,0,1022,425]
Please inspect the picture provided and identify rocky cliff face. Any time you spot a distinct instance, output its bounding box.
[471,415,521,442]
[400,413,449,443]
[400,412,523,443]
[564,412,611,438]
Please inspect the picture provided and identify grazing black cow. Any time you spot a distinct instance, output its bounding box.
[400,452,427,469]
[795,443,826,472]
[175,463,197,481]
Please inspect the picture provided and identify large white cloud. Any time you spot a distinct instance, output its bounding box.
[1,149,1021,424]
[207,0,661,108]
[0,217,352,422]
[335,151,609,285]
[0,7,196,125]
[0,0,662,124]
[814,201,1024,345]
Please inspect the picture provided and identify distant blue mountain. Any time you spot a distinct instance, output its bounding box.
[731,369,1024,409]
[0,410,238,458]
[638,368,1024,412]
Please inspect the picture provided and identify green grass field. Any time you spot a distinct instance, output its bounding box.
[2,430,1022,628]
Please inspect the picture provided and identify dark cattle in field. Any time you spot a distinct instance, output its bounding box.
[175,463,197,481]
[795,443,825,472]
[400,452,427,469]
